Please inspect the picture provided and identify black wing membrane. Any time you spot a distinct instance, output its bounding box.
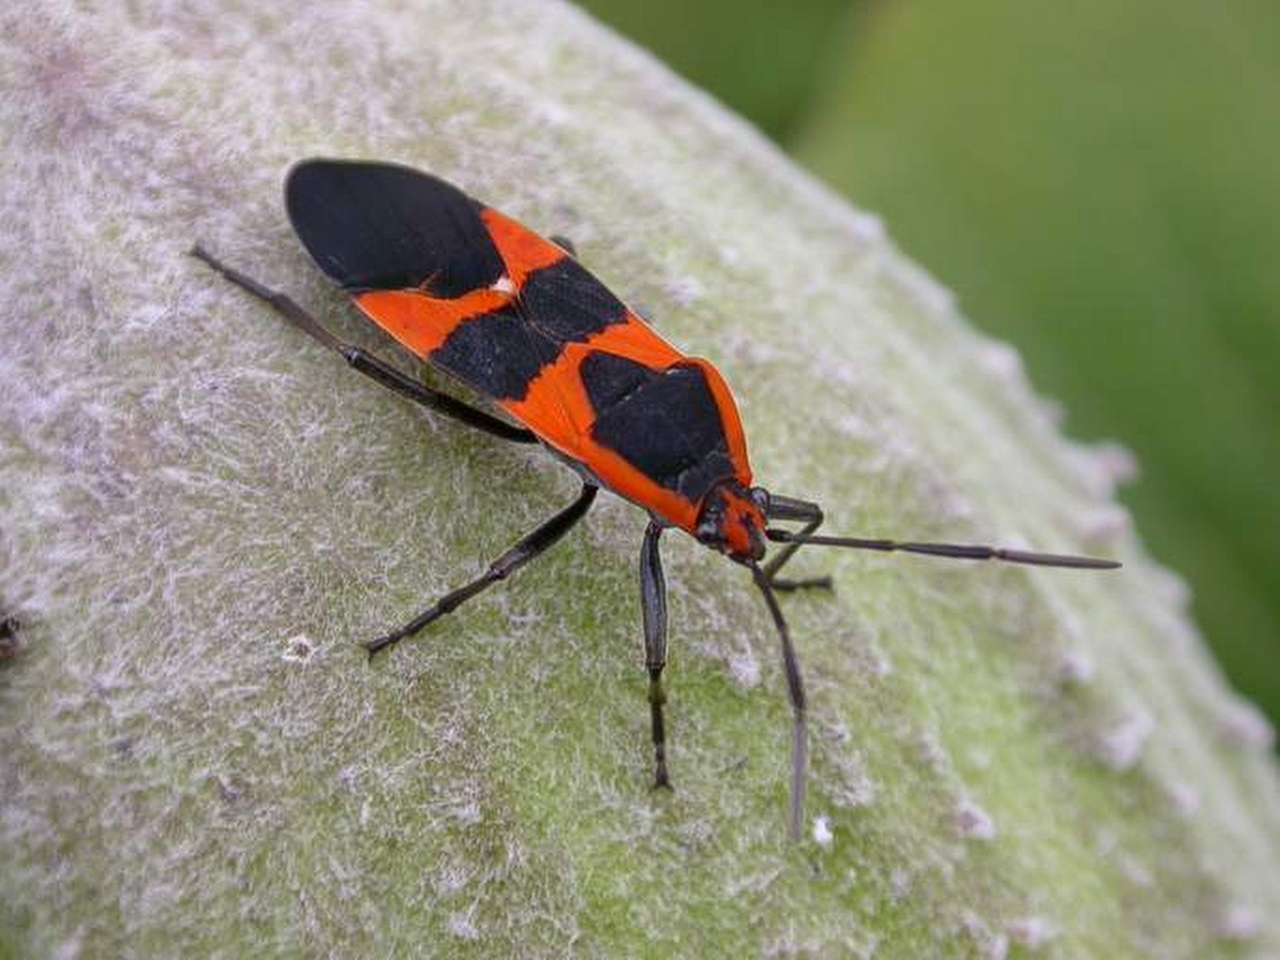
[284,159,505,297]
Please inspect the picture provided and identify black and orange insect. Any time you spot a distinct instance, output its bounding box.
[192,159,1118,838]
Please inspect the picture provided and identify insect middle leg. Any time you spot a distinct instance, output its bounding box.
[639,521,671,788]
[762,493,833,591]
[189,244,536,443]
[364,483,599,657]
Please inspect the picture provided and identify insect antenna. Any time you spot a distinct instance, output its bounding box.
[749,562,808,841]
[764,530,1120,570]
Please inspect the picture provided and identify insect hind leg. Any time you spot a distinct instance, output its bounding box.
[189,244,536,443]
[363,483,598,657]
[762,493,833,591]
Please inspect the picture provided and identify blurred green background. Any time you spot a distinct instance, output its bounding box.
[580,0,1280,731]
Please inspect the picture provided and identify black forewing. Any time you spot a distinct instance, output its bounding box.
[517,257,626,341]
[431,306,563,401]
[586,356,735,501]
[284,159,505,297]
[428,251,630,401]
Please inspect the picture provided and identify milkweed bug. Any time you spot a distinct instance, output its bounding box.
[191,159,1119,839]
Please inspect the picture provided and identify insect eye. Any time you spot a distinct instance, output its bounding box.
[695,520,719,544]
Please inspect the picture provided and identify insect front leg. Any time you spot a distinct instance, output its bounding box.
[761,493,833,591]
[639,520,672,789]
